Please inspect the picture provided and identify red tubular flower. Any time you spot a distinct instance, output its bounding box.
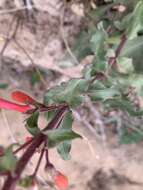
[11,91,36,105]
[0,98,31,113]
[54,171,68,190]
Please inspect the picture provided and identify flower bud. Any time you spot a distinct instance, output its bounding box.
[11,91,36,105]
[54,171,68,190]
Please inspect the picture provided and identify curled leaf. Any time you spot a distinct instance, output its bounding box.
[26,112,40,136]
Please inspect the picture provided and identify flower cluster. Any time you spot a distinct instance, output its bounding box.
[0,91,36,113]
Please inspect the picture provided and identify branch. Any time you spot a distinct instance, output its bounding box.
[108,34,127,67]
[13,138,33,154]
[2,106,68,190]
[31,142,46,178]
[2,133,46,190]
[43,105,69,131]
[85,96,107,145]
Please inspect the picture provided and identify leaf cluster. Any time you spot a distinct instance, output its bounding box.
[44,0,143,144]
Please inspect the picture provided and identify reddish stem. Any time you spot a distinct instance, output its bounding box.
[31,142,46,178]
[45,148,54,169]
[38,103,68,112]
[43,105,69,131]
[2,133,46,190]
[115,34,126,57]
[2,105,68,190]
[13,138,33,154]
[109,34,126,67]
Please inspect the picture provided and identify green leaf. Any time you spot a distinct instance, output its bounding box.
[106,36,120,45]
[126,1,143,39]
[117,57,134,74]
[57,112,73,160]
[89,1,120,21]
[117,73,143,96]
[57,141,71,160]
[31,71,41,86]
[44,79,89,108]
[72,31,92,61]
[121,37,143,57]
[45,129,81,148]
[44,111,78,160]
[89,88,120,101]
[45,110,56,123]
[91,57,108,75]
[89,23,108,75]
[0,146,17,172]
[82,65,92,80]
[106,99,143,116]
[120,127,143,144]
[90,23,107,57]
[59,111,73,130]
[0,83,8,89]
[90,29,106,53]
[120,37,143,73]
[26,112,40,136]
[89,80,106,90]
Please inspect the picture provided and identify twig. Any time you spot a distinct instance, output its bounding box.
[108,34,127,67]
[31,142,46,178]
[45,148,53,169]
[0,15,16,59]
[43,105,69,131]
[104,114,122,143]
[0,10,46,88]
[0,1,62,15]
[85,96,107,145]
[13,39,47,88]
[13,138,33,154]
[0,13,79,79]
[72,110,101,140]
[38,103,68,112]
[81,134,96,156]
[23,0,33,11]
[0,5,36,15]
[1,110,17,143]
[0,14,21,72]
[2,133,46,190]
[115,34,126,57]
[60,5,79,65]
